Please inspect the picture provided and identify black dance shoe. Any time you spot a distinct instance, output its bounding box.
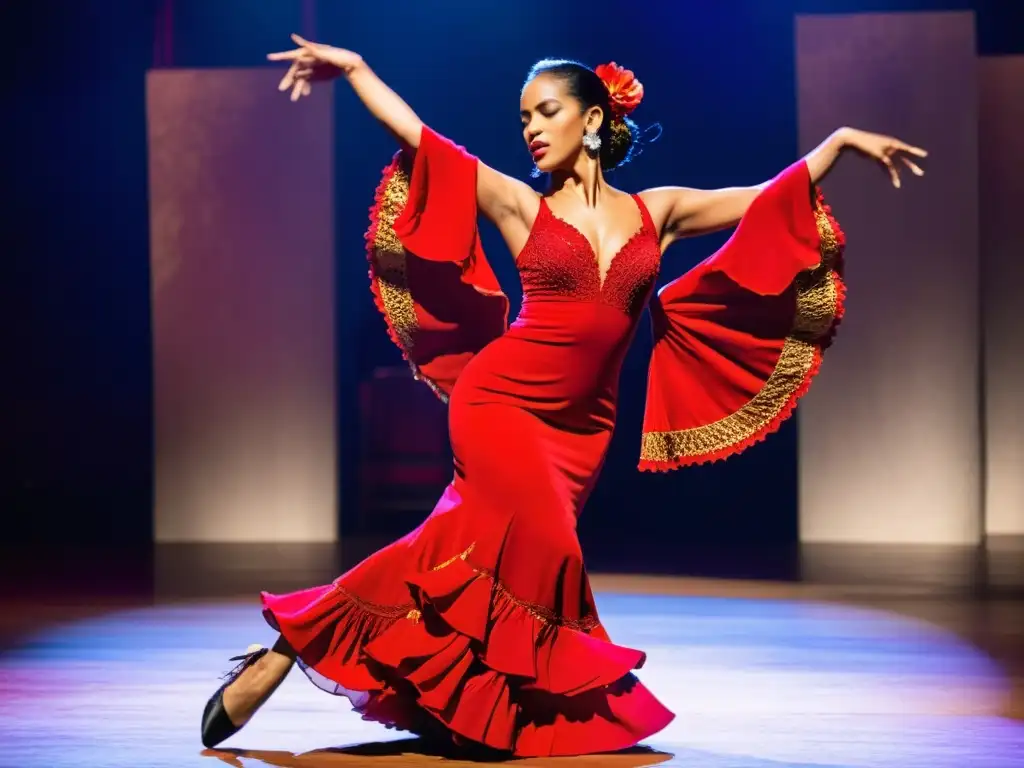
[201,643,269,748]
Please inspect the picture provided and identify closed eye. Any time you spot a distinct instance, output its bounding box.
[520,99,562,126]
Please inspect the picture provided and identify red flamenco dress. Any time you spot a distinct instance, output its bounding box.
[260,126,845,756]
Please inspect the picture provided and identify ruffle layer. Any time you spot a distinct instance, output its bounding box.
[261,550,673,756]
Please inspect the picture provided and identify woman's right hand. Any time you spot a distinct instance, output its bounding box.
[267,34,363,101]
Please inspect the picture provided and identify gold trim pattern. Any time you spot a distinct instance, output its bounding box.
[488,578,600,632]
[336,542,598,632]
[369,158,449,402]
[639,194,844,464]
[639,339,817,462]
[372,164,417,351]
[334,584,418,620]
[430,542,476,571]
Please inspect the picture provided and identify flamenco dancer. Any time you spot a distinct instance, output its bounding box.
[201,34,926,757]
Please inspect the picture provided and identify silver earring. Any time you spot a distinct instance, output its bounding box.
[582,130,601,153]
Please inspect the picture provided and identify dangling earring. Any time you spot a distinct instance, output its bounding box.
[582,129,601,154]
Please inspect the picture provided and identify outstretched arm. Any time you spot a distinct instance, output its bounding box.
[642,127,927,247]
[267,35,535,234]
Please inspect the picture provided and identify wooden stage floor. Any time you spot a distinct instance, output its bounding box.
[1,539,1022,767]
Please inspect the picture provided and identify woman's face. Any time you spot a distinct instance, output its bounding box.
[520,74,600,174]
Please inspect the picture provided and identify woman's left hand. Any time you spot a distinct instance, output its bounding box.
[839,127,927,188]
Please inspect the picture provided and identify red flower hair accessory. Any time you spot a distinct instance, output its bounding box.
[594,62,644,119]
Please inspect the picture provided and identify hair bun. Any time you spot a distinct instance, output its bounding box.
[593,62,644,118]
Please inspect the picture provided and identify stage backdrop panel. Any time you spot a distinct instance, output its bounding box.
[148,69,337,543]
[795,12,981,544]
[980,56,1024,537]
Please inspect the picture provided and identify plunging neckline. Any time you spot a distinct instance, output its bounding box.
[537,194,652,291]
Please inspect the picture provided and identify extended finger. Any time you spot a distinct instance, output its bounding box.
[302,80,311,97]
[290,78,305,102]
[881,155,900,188]
[278,60,299,91]
[291,33,319,50]
[267,48,303,61]
[894,140,927,157]
[900,156,925,176]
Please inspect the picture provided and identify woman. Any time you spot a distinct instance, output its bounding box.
[201,34,926,757]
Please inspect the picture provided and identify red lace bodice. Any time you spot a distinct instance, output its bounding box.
[516,194,662,317]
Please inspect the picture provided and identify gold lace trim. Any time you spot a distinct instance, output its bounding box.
[339,542,598,632]
[334,584,418,620]
[487,577,600,632]
[639,339,817,461]
[370,158,448,402]
[372,164,416,350]
[639,194,842,463]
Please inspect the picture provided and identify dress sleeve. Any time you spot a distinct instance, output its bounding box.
[639,160,846,470]
[365,126,509,401]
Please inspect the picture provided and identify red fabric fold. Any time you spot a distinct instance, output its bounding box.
[529,624,647,695]
[392,128,502,298]
[706,160,823,295]
[405,558,491,642]
[639,160,846,470]
[365,125,509,401]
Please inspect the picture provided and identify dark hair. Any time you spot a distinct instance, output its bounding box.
[524,58,654,172]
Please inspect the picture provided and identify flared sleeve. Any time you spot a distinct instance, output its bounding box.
[365,126,510,401]
[639,160,846,470]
